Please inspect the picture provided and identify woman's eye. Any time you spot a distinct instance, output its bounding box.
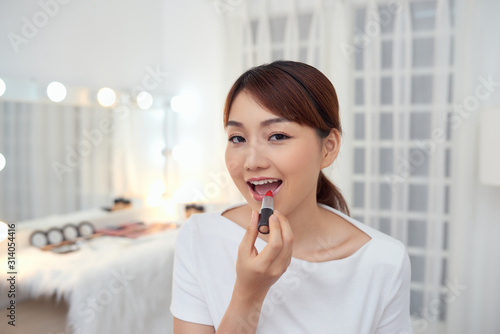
[228,135,245,143]
[269,133,289,141]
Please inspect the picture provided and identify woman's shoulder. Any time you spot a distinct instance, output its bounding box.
[321,205,408,266]
[178,205,246,240]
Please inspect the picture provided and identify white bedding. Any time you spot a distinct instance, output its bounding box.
[1,220,178,334]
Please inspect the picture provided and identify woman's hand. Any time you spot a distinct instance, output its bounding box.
[234,209,294,302]
[216,210,294,334]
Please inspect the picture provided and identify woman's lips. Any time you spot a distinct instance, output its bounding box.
[247,181,283,201]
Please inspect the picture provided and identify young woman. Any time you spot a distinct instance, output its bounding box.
[170,61,413,334]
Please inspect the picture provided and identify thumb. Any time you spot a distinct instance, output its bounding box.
[239,210,259,253]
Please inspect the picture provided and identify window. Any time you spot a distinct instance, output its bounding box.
[351,0,455,325]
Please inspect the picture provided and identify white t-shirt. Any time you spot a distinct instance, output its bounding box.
[170,204,413,334]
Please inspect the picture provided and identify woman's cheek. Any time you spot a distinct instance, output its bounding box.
[225,151,242,176]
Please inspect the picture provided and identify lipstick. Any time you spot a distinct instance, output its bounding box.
[258,190,274,234]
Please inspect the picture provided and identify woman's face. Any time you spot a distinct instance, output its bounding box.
[225,91,335,215]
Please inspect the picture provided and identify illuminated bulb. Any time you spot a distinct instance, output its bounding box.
[137,91,153,110]
[0,153,5,172]
[97,87,116,107]
[47,81,67,102]
[170,95,186,113]
[0,78,5,97]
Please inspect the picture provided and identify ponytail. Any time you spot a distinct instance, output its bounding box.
[317,172,350,216]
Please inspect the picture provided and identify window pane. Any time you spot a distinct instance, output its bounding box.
[353,182,365,208]
[379,183,392,210]
[448,73,454,103]
[272,49,284,61]
[411,0,436,31]
[439,293,447,321]
[355,48,364,70]
[354,148,365,174]
[449,37,454,66]
[380,113,393,140]
[378,4,395,34]
[353,215,364,223]
[409,184,428,212]
[410,289,424,315]
[441,258,448,285]
[409,148,429,176]
[410,255,425,282]
[381,77,393,104]
[299,47,307,63]
[444,185,450,214]
[298,13,313,41]
[413,38,434,68]
[355,8,366,31]
[270,16,287,43]
[355,113,365,140]
[443,222,449,250]
[410,112,431,140]
[408,219,427,247]
[381,40,393,69]
[355,79,365,105]
[379,148,393,174]
[379,217,391,235]
[250,20,259,45]
[411,75,433,104]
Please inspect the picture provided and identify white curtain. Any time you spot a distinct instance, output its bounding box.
[0,101,143,222]
[447,0,500,333]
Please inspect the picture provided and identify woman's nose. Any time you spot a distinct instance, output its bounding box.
[244,145,270,171]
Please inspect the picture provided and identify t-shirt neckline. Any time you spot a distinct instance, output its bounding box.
[218,203,373,264]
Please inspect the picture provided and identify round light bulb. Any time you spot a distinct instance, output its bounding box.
[0,78,6,97]
[0,153,5,172]
[170,95,185,113]
[47,81,67,102]
[97,87,116,107]
[137,91,153,110]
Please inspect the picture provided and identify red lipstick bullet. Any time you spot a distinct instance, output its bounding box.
[258,190,274,234]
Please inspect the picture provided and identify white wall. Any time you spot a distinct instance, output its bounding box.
[0,0,224,95]
[0,0,234,211]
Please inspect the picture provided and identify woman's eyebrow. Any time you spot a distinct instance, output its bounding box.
[225,117,291,128]
[225,120,243,128]
[260,117,291,127]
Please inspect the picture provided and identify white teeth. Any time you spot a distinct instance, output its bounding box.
[249,179,280,185]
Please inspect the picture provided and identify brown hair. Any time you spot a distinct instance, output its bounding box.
[223,60,350,216]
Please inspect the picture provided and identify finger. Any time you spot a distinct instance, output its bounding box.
[239,210,259,253]
[259,214,283,262]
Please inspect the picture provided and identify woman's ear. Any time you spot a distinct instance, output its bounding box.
[320,129,341,169]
